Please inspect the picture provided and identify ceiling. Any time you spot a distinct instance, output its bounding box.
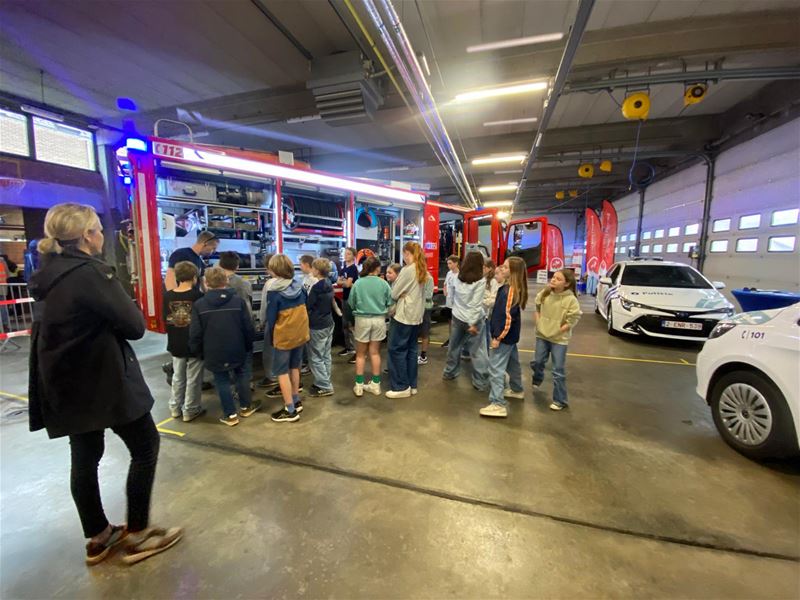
[1,0,799,213]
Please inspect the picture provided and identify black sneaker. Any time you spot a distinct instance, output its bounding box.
[271,407,300,423]
[294,400,304,413]
[308,385,334,397]
[257,376,277,388]
[337,348,352,357]
[300,365,311,375]
[417,354,429,365]
[202,381,214,391]
[265,384,303,399]
[347,356,356,364]
[442,339,449,348]
[239,399,262,418]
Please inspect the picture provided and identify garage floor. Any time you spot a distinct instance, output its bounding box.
[1,293,798,598]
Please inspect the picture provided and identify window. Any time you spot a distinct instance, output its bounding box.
[668,227,680,237]
[736,238,758,252]
[709,240,728,253]
[683,242,694,253]
[620,234,628,242]
[508,222,542,262]
[608,264,621,281]
[653,244,664,253]
[666,243,679,253]
[641,244,650,253]
[771,209,799,227]
[620,246,627,254]
[629,233,637,241]
[713,218,731,232]
[620,265,712,289]
[0,108,29,156]
[768,236,796,252]
[615,236,619,243]
[33,117,96,170]
[654,229,665,239]
[684,223,699,235]
[642,231,651,240]
[738,214,761,230]
[615,247,620,254]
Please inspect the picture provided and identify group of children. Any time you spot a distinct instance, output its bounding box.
[164,240,583,426]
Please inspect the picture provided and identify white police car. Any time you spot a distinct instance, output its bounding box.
[696,304,799,459]
[595,259,735,340]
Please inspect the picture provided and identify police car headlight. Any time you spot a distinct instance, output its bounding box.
[620,297,649,311]
[709,322,737,339]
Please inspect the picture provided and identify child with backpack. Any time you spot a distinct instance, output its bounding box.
[265,254,310,422]
[189,267,259,426]
[164,261,206,422]
[531,268,582,411]
[348,256,392,397]
[480,257,527,418]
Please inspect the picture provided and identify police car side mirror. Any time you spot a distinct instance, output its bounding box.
[599,276,612,286]
[712,281,726,290]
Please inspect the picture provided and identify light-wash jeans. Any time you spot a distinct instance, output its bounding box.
[442,317,489,391]
[308,324,334,391]
[531,337,569,406]
[169,356,204,418]
[489,343,523,407]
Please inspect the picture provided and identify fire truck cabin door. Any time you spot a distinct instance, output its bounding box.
[503,217,548,273]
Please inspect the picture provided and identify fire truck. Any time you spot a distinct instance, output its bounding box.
[117,136,547,332]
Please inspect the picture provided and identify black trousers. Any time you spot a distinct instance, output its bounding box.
[68,413,160,538]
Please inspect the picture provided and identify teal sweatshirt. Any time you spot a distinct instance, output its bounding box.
[348,275,393,317]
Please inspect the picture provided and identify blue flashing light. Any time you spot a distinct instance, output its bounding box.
[117,97,138,111]
[123,176,132,185]
[125,138,147,152]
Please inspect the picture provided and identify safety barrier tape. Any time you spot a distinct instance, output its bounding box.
[0,297,34,306]
[0,330,31,340]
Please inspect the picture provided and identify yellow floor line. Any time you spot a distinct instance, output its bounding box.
[155,417,175,428]
[0,391,29,403]
[156,427,186,438]
[428,341,694,366]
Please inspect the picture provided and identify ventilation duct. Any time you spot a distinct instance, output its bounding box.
[307,51,383,126]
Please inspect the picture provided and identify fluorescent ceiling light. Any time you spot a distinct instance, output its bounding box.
[482,201,513,207]
[472,154,526,166]
[478,184,517,193]
[467,32,564,53]
[366,166,410,173]
[496,211,511,219]
[494,169,523,174]
[168,148,425,204]
[455,81,548,103]
[483,117,538,127]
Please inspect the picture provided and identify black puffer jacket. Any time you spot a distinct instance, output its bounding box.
[28,248,154,438]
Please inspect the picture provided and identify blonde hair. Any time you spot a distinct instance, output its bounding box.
[204,266,228,289]
[38,203,101,255]
[312,257,331,277]
[403,242,427,283]
[268,254,294,280]
[506,256,529,310]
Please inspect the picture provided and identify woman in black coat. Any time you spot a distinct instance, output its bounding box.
[28,203,181,566]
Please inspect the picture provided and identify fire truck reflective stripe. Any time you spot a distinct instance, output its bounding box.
[138,172,156,317]
[0,298,34,306]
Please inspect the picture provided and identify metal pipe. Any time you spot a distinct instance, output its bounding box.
[564,66,800,94]
[376,0,478,207]
[513,0,596,210]
[342,0,469,202]
[697,156,716,273]
[362,0,472,203]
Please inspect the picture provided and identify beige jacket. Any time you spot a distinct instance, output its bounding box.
[535,289,582,344]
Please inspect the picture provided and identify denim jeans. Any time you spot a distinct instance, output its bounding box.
[68,413,159,537]
[309,325,334,390]
[531,337,568,406]
[388,319,419,391]
[442,317,489,391]
[169,356,204,417]
[488,343,523,407]
[213,357,253,416]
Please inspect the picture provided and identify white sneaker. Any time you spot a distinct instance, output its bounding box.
[504,388,525,399]
[386,387,412,398]
[365,381,381,396]
[549,402,566,411]
[479,404,508,418]
[353,382,364,397]
[410,388,418,396]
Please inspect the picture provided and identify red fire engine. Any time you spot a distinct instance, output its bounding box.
[118,136,546,332]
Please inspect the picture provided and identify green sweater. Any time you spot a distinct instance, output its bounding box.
[349,275,393,316]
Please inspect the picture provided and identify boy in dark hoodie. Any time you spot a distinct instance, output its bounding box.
[189,266,259,426]
[306,257,335,397]
[265,254,310,423]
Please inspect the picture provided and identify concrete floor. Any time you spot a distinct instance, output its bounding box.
[1,293,798,598]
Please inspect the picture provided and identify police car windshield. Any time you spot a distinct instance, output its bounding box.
[621,265,712,289]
